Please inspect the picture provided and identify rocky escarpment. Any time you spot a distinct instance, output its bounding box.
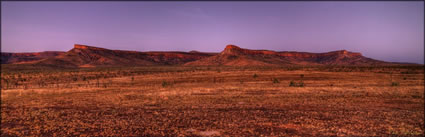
[33,44,215,68]
[185,44,391,66]
[2,44,404,67]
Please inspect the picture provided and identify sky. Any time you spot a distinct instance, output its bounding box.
[1,2,424,64]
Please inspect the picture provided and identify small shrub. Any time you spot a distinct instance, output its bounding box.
[253,74,258,78]
[391,82,399,86]
[162,81,171,87]
[273,78,279,83]
[289,81,296,87]
[411,95,421,98]
[290,80,305,87]
[401,71,417,74]
[298,81,304,87]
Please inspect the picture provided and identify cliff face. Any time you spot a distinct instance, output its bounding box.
[73,44,108,50]
[221,45,277,56]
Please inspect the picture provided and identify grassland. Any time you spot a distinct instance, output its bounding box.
[1,65,424,136]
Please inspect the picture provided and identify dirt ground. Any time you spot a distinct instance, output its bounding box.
[1,65,424,136]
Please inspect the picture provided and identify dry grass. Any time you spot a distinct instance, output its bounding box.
[1,65,424,136]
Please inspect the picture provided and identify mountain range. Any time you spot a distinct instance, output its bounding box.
[1,44,411,67]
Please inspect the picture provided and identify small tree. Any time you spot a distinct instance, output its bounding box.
[289,81,296,87]
[253,74,258,78]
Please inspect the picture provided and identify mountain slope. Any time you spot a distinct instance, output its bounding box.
[185,45,393,66]
[2,44,409,67]
[33,44,216,68]
[1,51,65,64]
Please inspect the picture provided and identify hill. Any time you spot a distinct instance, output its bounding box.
[32,44,215,68]
[184,45,396,66]
[1,51,65,64]
[2,44,412,68]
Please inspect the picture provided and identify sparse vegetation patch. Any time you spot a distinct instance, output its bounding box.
[1,65,423,136]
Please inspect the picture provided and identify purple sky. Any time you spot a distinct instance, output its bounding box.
[1,2,424,64]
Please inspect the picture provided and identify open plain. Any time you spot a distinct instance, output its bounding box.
[1,65,424,136]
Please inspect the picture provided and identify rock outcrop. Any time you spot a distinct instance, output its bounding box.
[185,44,392,66]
